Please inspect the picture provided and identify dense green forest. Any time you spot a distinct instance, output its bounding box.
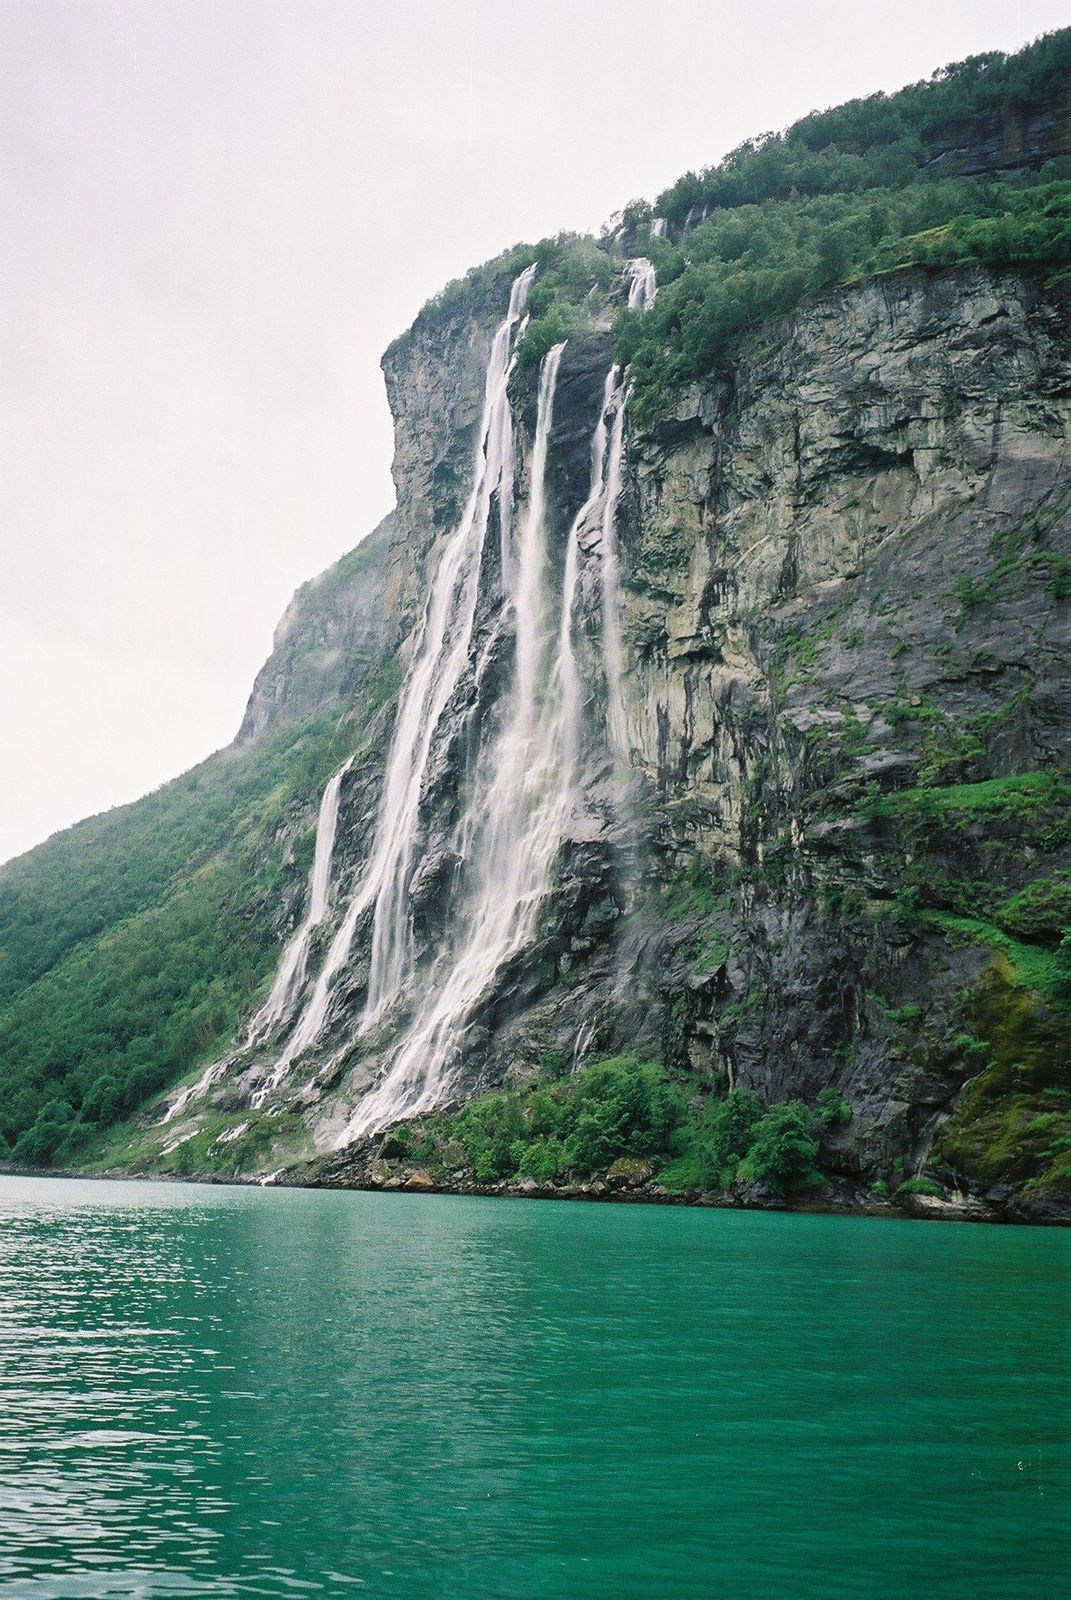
[650,30,1071,224]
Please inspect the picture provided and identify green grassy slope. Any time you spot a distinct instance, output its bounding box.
[0,528,395,1166]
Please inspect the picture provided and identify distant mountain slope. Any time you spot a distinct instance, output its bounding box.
[0,522,393,1162]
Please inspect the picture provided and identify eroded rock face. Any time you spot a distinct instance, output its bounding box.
[919,87,1071,179]
[236,515,394,746]
[601,266,1070,1176]
[224,263,1070,1198]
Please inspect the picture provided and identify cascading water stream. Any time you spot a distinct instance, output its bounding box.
[247,756,353,1047]
[339,256,661,1139]
[161,1060,226,1125]
[598,378,630,766]
[341,341,569,1138]
[262,264,536,1089]
[596,258,656,764]
[626,257,657,312]
[552,365,616,787]
[359,266,535,1028]
[164,756,353,1120]
[239,254,661,1132]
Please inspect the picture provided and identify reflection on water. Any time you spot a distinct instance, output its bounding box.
[0,1176,1067,1599]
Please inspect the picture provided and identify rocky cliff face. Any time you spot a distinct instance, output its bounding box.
[920,86,1071,178]
[153,260,1070,1214]
[236,516,393,747]
[610,266,1071,1200]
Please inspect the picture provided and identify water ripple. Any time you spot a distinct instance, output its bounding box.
[0,1176,1067,1599]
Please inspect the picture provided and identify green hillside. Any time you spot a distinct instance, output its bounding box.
[0,529,392,1165]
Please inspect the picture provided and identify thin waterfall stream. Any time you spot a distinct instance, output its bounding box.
[248,756,353,1048]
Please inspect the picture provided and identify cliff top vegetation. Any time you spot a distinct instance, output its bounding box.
[395,30,1070,416]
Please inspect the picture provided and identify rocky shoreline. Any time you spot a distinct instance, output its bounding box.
[287,1147,1071,1227]
[3,1157,1067,1225]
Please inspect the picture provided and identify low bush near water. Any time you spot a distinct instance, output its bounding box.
[383,1058,835,1196]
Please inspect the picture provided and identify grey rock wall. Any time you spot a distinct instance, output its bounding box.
[600,266,1070,1183]
[236,515,393,746]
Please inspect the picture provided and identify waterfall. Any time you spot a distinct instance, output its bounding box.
[553,367,616,786]
[247,756,353,1046]
[359,263,534,1025]
[161,1060,226,1124]
[338,252,659,1139]
[626,258,657,311]
[242,253,659,1133]
[598,376,629,765]
[263,264,536,1087]
[341,340,569,1138]
[598,257,659,762]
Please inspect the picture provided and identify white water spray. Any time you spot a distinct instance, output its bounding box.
[247,756,353,1047]
[626,258,657,311]
[596,257,660,763]
[161,1060,225,1125]
[342,341,570,1137]
[264,265,536,1088]
[598,376,630,765]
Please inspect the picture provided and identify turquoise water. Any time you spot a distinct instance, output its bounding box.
[0,1178,1066,1598]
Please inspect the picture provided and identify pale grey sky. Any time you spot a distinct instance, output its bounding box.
[2,0,1066,864]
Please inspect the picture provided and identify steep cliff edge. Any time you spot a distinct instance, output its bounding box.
[613,265,1071,1211]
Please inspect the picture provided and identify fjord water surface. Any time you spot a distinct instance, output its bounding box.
[0,1177,1066,1599]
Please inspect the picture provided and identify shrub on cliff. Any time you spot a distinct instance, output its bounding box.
[737,1103,823,1194]
[418,1068,836,1197]
[692,1088,764,1189]
[425,1055,691,1183]
[562,1056,690,1174]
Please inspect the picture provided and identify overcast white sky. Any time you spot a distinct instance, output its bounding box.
[1,0,1067,865]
